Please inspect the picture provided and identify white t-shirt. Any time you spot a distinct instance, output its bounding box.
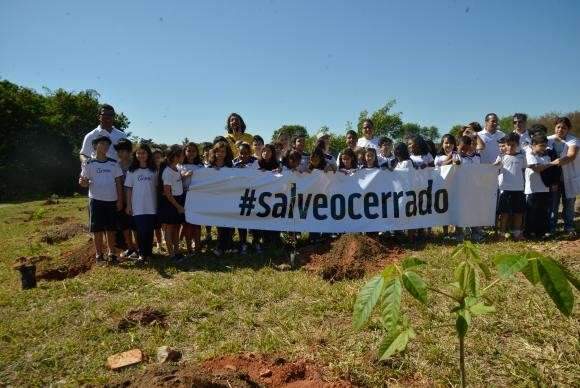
[298,152,310,173]
[410,153,434,168]
[514,130,531,151]
[356,137,380,150]
[548,133,580,198]
[495,153,527,191]
[459,153,480,165]
[478,129,506,164]
[378,153,395,166]
[177,163,203,190]
[80,126,127,161]
[161,166,184,196]
[525,152,550,194]
[394,160,415,170]
[81,158,123,201]
[124,168,158,215]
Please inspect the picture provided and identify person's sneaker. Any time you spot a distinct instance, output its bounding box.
[107,254,119,265]
[134,256,145,265]
[128,250,139,259]
[95,254,106,266]
[212,248,223,257]
[565,230,577,239]
[240,244,248,255]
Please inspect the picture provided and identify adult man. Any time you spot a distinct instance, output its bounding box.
[512,113,531,150]
[356,119,380,150]
[477,113,505,164]
[80,104,127,162]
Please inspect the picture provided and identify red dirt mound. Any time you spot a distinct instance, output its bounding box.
[36,238,96,281]
[118,307,168,331]
[109,353,352,388]
[300,234,404,281]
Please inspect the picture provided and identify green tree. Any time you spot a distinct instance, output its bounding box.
[271,125,308,144]
[357,99,403,140]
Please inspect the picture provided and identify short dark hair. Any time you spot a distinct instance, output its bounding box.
[92,135,112,147]
[555,116,572,129]
[363,119,374,128]
[291,134,305,146]
[100,104,115,114]
[458,135,472,146]
[114,138,132,152]
[513,113,527,122]
[485,113,498,122]
[505,132,520,144]
[378,136,393,147]
[252,135,264,145]
[346,130,358,138]
[213,136,228,145]
[226,113,246,134]
[531,134,548,145]
[529,124,548,137]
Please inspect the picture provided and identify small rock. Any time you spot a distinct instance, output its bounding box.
[156,346,182,363]
[276,264,292,271]
[106,349,143,370]
[259,369,273,378]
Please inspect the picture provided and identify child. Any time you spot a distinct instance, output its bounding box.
[253,144,281,251]
[259,144,280,171]
[158,145,186,260]
[338,148,357,174]
[378,136,396,170]
[199,142,214,245]
[434,134,457,166]
[308,146,327,172]
[209,141,235,256]
[524,134,553,239]
[178,142,204,255]
[152,148,165,250]
[79,136,124,264]
[362,147,379,169]
[408,135,434,169]
[493,133,527,240]
[233,142,258,168]
[252,135,265,160]
[355,147,366,168]
[291,134,310,173]
[124,143,157,261]
[282,149,302,172]
[393,142,416,170]
[456,136,481,165]
[114,138,139,258]
[233,142,258,254]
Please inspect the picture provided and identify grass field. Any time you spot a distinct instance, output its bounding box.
[0,197,578,386]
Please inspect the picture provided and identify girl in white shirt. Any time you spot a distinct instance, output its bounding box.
[125,143,158,261]
[408,135,435,169]
[158,145,185,260]
[434,134,458,167]
[178,142,204,255]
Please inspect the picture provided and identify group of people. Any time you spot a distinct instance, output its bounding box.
[78,105,579,263]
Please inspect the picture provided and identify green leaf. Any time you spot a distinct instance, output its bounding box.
[379,278,402,332]
[538,257,575,317]
[402,271,428,304]
[353,275,385,329]
[402,257,426,270]
[378,327,416,360]
[381,264,398,281]
[455,262,478,296]
[521,259,541,285]
[493,254,528,279]
[455,310,470,338]
[469,302,496,316]
[451,244,465,260]
[555,262,580,291]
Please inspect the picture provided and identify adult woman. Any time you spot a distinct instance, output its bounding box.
[548,117,578,237]
[225,113,253,158]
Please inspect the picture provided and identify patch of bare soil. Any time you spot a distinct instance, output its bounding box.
[111,353,353,388]
[35,238,96,281]
[118,307,168,331]
[40,216,71,226]
[39,222,87,244]
[299,234,405,281]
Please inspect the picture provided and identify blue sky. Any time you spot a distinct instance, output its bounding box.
[1,0,579,144]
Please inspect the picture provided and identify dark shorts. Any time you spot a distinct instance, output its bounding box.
[158,194,185,225]
[497,190,525,214]
[117,209,135,231]
[89,199,118,233]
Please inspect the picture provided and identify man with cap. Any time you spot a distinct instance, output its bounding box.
[80,104,127,163]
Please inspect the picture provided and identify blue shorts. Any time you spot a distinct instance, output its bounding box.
[89,199,118,233]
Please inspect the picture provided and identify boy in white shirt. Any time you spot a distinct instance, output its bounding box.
[524,134,553,239]
[79,136,124,264]
[493,133,527,240]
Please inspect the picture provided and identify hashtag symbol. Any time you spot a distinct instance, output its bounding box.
[239,188,256,216]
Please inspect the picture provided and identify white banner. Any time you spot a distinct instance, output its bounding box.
[185,165,498,233]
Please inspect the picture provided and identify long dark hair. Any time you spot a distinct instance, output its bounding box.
[158,144,183,193]
[258,144,279,170]
[309,146,327,171]
[394,142,411,162]
[338,148,356,169]
[363,147,379,168]
[437,134,457,156]
[209,141,233,167]
[184,142,202,165]
[129,143,156,172]
[226,113,247,134]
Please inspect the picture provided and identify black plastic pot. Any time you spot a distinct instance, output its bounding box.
[18,264,37,289]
